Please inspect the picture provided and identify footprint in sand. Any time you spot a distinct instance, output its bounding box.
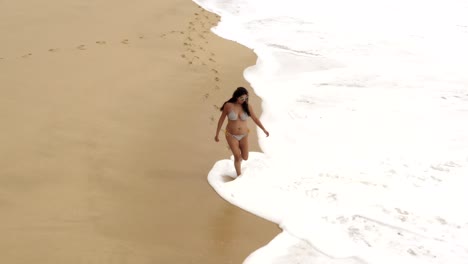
[211,69,218,74]
[209,58,216,62]
[160,30,184,37]
[181,54,186,58]
[6,32,161,60]
[214,85,220,90]
[204,93,209,99]
[214,77,220,82]
[213,104,220,110]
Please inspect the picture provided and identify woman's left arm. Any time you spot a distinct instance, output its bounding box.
[249,104,269,137]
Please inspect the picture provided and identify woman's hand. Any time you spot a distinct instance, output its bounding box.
[214,135,220,142]
[263,129,269,137]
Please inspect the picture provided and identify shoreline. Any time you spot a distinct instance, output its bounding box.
[0,0,278,263]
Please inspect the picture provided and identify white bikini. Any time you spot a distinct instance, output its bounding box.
[226,110,249,140]
[228,110,248,121]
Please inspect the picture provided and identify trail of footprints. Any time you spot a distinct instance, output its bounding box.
[160,7,223,126]
[3,7,221,95]
[166,7,228,150]
[2,6,225,138]
[0,36,142,59]
[189,9,222,126]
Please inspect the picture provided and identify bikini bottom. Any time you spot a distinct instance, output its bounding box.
[225,129,249,141]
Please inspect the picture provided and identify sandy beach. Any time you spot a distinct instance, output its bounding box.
[0,0,278,263]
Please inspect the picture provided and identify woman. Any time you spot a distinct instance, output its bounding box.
[214,87,269,176]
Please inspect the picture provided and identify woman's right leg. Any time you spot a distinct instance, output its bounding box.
[225,134,243,176]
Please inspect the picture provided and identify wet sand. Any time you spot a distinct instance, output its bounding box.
[0,0,279,263]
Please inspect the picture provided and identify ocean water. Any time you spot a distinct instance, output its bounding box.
[195,0,468,263]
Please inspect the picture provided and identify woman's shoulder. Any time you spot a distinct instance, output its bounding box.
[221,102,233,113]
[224,102,235,109]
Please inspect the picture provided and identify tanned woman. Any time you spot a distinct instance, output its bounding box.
[214,87,269,176]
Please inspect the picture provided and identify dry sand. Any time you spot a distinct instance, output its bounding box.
[0,0,278,263]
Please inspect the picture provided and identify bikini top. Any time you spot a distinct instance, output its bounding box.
[228,110,249,121]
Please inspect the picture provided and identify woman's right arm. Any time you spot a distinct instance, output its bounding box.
[215,105,228,142]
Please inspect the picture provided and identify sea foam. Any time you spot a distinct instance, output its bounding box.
[197,0,468,263]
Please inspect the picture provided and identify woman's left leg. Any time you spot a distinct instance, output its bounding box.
[239,135,249,161]
[225,133,243,176]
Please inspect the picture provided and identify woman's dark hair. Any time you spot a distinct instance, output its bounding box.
[220,87,251,116]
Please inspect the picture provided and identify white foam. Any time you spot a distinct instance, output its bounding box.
[196,0,468,263]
